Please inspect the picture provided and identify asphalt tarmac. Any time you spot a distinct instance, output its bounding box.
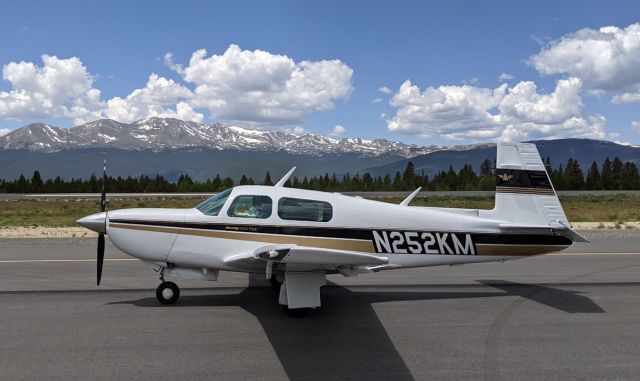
[1,231,639,380]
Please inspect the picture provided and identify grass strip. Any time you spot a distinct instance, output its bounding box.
[1,194,639,228]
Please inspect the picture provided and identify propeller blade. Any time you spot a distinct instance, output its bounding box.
[100,160,107,212]
[97,233,105,286]
[97,160,107,286]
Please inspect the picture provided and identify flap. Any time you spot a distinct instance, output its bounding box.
[223,244,387,272]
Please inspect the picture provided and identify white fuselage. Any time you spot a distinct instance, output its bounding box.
[104,186,572,274]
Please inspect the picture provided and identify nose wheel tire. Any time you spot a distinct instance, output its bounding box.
[156,281,180,305]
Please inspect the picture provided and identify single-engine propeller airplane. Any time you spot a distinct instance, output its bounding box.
[77,142,587,316]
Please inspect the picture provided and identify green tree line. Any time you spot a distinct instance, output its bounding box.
[1,156,639,193]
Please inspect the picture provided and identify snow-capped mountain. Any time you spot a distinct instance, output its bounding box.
[0,117,472,158]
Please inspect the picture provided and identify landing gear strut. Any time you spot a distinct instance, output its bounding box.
[269,274,283,288]
[156,281,180,304]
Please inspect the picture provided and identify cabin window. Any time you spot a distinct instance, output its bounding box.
[277,197,333,222]
[195,188,232,216]
[227,195,273,219]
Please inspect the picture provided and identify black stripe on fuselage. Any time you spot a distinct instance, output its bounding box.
[496,169,553,189]
[108,219,573,246]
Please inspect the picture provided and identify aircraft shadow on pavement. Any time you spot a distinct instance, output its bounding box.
[478,280,606,313]
[110,276,604,380]
[111,275,506,381]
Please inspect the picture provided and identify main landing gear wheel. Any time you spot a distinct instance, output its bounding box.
[282,306,312,318]
[156,281,180,305]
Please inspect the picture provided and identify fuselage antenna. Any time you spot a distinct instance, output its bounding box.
[274,167,296,187]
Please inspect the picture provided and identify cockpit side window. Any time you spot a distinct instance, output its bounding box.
[227,195,273,219]
[195,188,232,216]
[277,197,333,222]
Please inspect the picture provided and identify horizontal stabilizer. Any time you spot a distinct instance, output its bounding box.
[499,223,590,244]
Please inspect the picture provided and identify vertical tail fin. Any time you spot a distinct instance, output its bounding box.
[493,142,569,228]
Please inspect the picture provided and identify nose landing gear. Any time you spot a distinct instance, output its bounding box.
[155,268,179,304]
[156,281,180,304]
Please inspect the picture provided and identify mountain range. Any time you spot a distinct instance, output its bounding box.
[365,139,640,178]
[0,117,460,157]
[1,118,639,181]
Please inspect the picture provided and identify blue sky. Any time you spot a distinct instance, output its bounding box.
[0,0,639,145]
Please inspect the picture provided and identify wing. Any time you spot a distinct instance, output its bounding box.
[223,244,388,274]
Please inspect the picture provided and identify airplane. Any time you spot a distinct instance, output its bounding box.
[77,142,587,317]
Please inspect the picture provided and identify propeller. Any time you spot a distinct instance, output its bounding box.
[97,160,107,286]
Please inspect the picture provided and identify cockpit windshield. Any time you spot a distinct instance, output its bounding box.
[194,188,232,216]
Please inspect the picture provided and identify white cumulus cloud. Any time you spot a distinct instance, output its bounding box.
[501,115,606,142]
[104,73,202,123]
[613,92,640,103]
[0,55,102,124]
[387,77,605,141]
[0,127,11,136]
[163,52,185,75]
[632,120,640,133]
[177,44,353,127]
[388,80,506,139]
[1,46,353,128]
[462,77,479,85]
[378,86,392,94]
[330,124,346,137]
[530,22,640,102]
[498,72,515,81]
[499,77,583,125]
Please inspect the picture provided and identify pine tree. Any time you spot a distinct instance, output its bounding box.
[552,165,566,190]
[263,171,273,186]
[564,158,584,190]
[392,171,403,190]
[612,157,624,190]
[362,172,373,191]
[382,174,391,190]
[456,164,475,190]
[480,159,492,177]
[221,177,234,189]
[477,158,494,190]
[445,165,457,190]
[601,158,613,190]
[585,161,601,190]
[622,162,640,189]
[212,174,223,190]
[31,171,44,192]
[403,161,415,187]
[177,173,194,192]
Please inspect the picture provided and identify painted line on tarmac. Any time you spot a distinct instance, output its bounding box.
[0,258,138,263]
[548,252,640,256]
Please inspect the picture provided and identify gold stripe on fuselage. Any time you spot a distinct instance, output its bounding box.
[109,222,375,252]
